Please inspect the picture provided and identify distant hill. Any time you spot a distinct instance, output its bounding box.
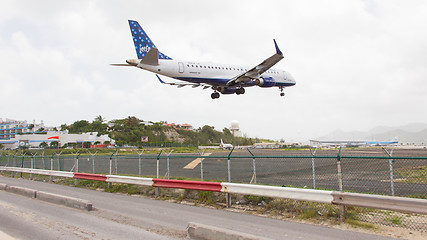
[62,116,256,147]
[318,123,427,144]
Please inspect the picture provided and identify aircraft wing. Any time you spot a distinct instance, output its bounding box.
[226,39,284,86]
[156,75,211,89]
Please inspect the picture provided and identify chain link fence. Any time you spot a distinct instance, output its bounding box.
[1,148,426,230]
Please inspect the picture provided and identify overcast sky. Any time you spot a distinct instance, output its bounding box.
[1,0,426,142]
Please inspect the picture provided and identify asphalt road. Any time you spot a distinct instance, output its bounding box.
[0,176,397,240]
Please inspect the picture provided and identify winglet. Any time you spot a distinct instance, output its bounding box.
[273,39,282,55]
[156,74,165,83]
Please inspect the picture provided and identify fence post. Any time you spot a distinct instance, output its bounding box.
[12,154,16,177]
[108,150,117,188]
[50,153,55,182]
[247,148,257,184]
[199,150,205,181]
[32,152,36,168]
[74,152,81,186]
[20,153,25,178]
[226,147,234,208]
[336,146,345,221]
[41,151,45,170]
[30,152,37,180]
[382,146,395,196]
[114,151,118,175]
[309,146,318,189]
[165,150,173,179]
[155,150,163,197]
[57,151,62,171]
[136,150,144,177]
[7,153,11,167]
[89,151,97,174]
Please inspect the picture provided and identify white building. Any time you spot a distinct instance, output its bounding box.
[0,118,47,140]
[0,131,114,149]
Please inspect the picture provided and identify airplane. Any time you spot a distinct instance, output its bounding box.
[220,139,233,150]
[365,137,399,146]
[112,20,296,99]
[310,137,399,147]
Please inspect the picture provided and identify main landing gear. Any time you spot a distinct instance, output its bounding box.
[236,87,245,95]
[211,92,220,99]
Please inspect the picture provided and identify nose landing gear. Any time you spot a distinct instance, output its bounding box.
[280,87,285,97]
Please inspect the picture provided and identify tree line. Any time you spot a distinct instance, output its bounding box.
[60,116,255,147]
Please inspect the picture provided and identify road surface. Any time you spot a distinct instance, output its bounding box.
[0,176,396,240]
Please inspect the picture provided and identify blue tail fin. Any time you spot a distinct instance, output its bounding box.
[128,20,172,60]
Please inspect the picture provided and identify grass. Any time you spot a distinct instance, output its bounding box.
[385,216,403,225]
[244,195,272,206]
[345,219,376,229]
[395,165,427,184]
[407,193,427,199]
[197,191,215,205]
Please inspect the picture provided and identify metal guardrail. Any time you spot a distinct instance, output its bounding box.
[332,192,427,215]
[222,182,334,204]
[1,166,426,216]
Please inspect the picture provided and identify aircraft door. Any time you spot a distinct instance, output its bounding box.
[178,62,184,73]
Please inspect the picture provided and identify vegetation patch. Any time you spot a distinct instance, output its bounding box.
[386,216,403,225]
[395,165,427,184]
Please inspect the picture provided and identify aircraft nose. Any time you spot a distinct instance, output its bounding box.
[286,72,296,85]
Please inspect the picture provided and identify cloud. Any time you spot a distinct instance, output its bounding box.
[1,0,427,142]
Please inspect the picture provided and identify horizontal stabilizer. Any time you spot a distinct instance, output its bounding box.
[110,63,133,66]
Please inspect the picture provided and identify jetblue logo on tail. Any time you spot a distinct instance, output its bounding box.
[128,20,172,60]
[139,46,151,54]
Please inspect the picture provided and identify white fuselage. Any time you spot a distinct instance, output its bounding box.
[135,59,296,87]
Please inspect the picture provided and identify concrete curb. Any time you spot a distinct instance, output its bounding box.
[187,222,268,240]
[0,183,92,211]
[6,186,37,198]
[36,191,92,211]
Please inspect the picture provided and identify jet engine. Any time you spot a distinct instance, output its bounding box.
[254,77,276,87]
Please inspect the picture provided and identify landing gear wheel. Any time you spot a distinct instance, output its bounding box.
[236,88,245,95]
[211,92,220,99]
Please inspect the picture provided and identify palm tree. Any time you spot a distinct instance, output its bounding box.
[94,115,105,123]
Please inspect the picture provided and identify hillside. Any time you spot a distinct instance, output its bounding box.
[318,122,427,144]
[62,116,255,146]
